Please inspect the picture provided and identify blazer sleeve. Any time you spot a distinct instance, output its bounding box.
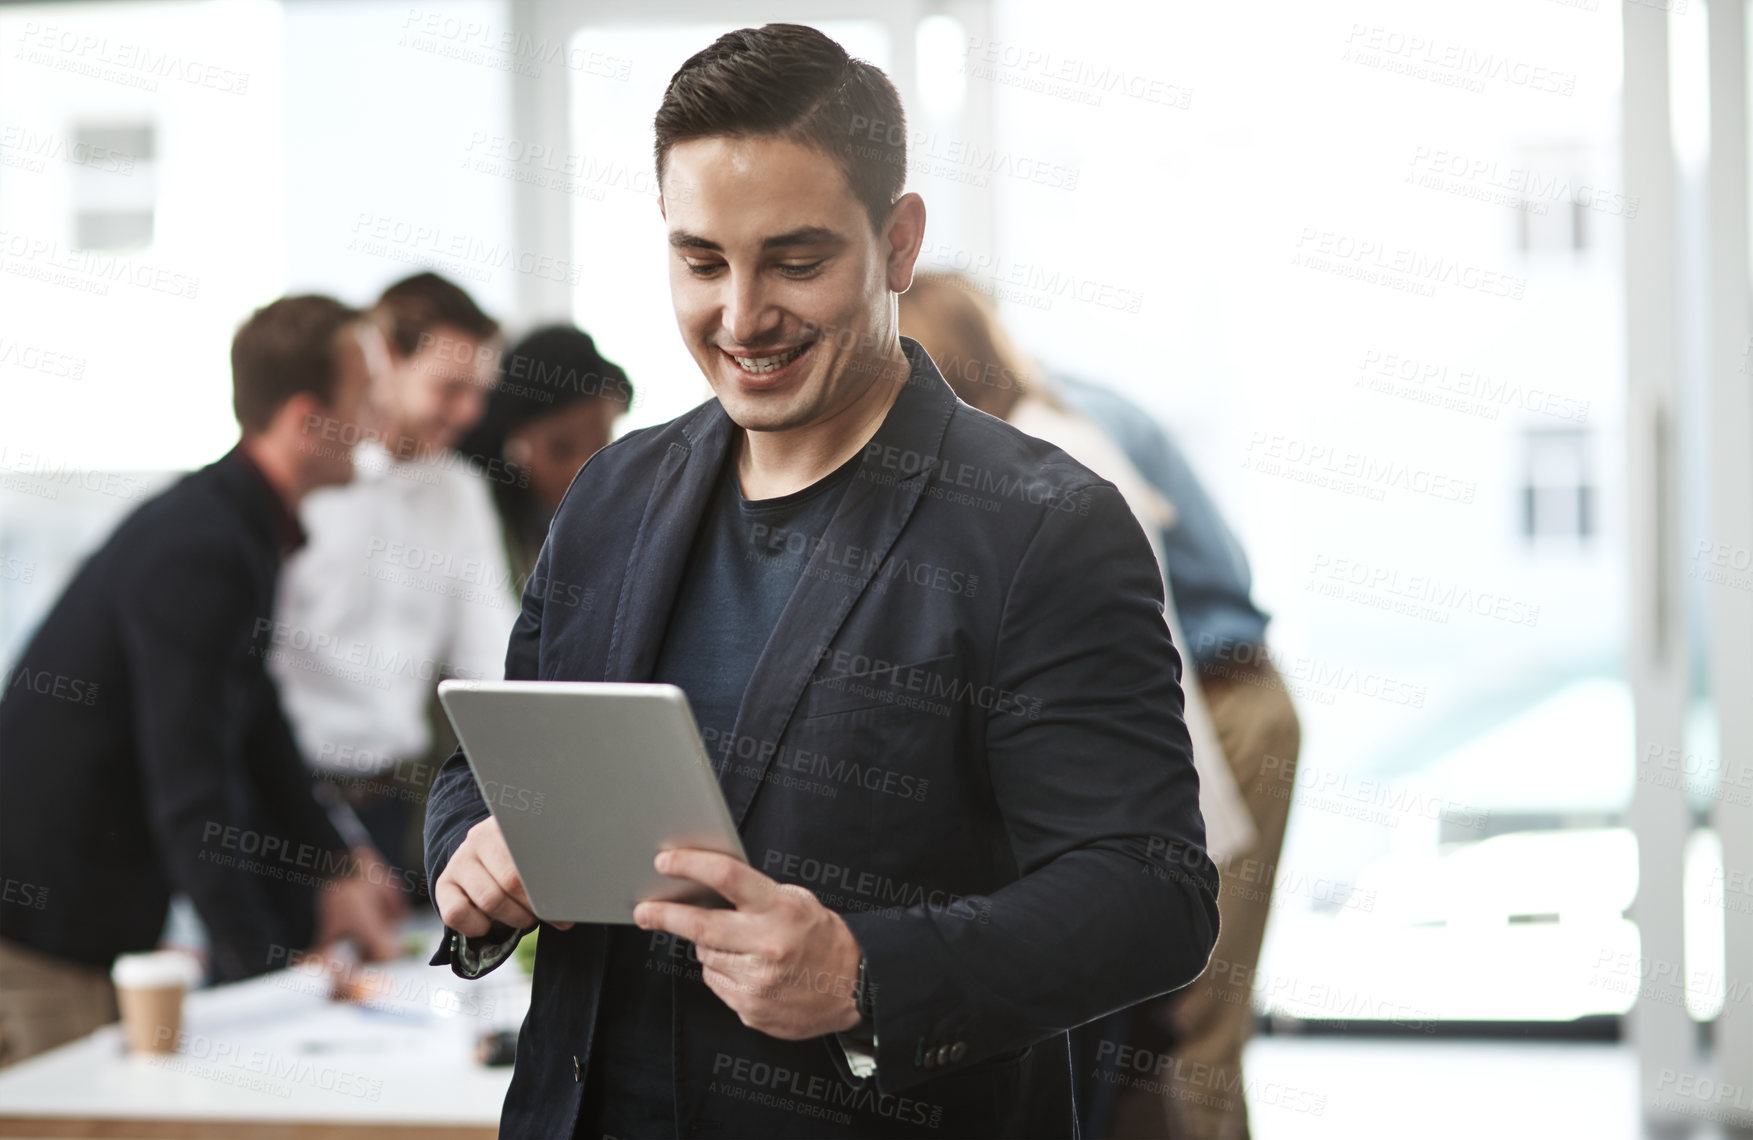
[242,671,351,863]
[424,529,549,977]
[117,542,338,981]
[838,480,1220,1094]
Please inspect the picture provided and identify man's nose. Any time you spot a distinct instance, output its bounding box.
[721,271,779,347]
[455,387,487,432]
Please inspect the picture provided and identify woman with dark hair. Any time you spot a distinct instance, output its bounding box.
[457,325,633,592]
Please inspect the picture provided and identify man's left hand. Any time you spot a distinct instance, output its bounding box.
[634,849,864,1041]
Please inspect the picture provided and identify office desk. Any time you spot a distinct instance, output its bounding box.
[0,947,524,1139]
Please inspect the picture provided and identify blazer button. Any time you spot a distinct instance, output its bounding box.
[934,1044,950,1067]
[573,1055,583,1083]
[950,1042,967,1062]
[922,1048,938,1069]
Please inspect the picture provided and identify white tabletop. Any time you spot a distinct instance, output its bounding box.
[0,934,523,1135]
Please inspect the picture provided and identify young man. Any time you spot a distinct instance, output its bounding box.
[425,24,1218,1138]
[272,273,513,883]
[0,296,401,1067]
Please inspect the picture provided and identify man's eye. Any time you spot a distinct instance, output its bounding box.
[685,261,723,277]
[778,260,825,278]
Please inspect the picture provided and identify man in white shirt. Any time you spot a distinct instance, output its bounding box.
[271,273,515,891]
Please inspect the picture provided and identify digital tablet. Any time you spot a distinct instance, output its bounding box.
[436,680,747,924]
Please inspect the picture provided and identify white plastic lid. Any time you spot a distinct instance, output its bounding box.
[111,949,201,989]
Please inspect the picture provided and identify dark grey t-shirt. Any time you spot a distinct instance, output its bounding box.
[579,443,863,1138]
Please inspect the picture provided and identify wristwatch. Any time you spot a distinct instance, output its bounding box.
[854,954,873,1023]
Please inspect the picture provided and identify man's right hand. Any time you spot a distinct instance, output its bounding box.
[316,874,401,962]
[433,816,571,936]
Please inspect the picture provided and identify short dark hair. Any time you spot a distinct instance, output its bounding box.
[459,326,634,464]
[230,294,362,434]
[370,271,500,358]
[653,23,907,233]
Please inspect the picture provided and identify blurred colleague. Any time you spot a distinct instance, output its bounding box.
[270,273,513,887]
[0,296,402,1068]
[455,325,634,591]
[424,23,1217,1138]
[901,273,1300,1140]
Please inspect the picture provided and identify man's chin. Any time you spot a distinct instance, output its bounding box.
[716,392,811,434]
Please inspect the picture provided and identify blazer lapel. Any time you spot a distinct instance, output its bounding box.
[719,347,959,828]
[602,403,734,683]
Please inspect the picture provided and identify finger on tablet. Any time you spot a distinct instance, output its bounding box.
[634,899,721,947]
[654,848,771,910]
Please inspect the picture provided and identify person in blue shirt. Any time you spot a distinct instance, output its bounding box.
[901,274,1301,1140]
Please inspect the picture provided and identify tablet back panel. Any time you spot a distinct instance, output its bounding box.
[437,680,747,924]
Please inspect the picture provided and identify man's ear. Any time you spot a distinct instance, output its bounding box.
[658,194,667,223]
[279,391,330,447]
[884,193,927,294]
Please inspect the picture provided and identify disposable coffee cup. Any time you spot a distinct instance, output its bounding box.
[111,950,199,1054]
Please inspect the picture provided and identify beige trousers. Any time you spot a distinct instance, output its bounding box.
[1108,657,1301,1140]
[0,937,119,1069]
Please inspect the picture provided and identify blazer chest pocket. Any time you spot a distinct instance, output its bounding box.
[784,652,967,813]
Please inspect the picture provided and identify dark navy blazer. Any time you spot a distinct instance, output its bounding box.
[425,339,1219,1138]
[0,449,349,982]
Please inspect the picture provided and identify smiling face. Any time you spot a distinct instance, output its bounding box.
[661,135,923,437]
[379,322,498,456]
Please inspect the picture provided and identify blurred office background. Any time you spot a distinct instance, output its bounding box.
[0,0,1748,1136]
